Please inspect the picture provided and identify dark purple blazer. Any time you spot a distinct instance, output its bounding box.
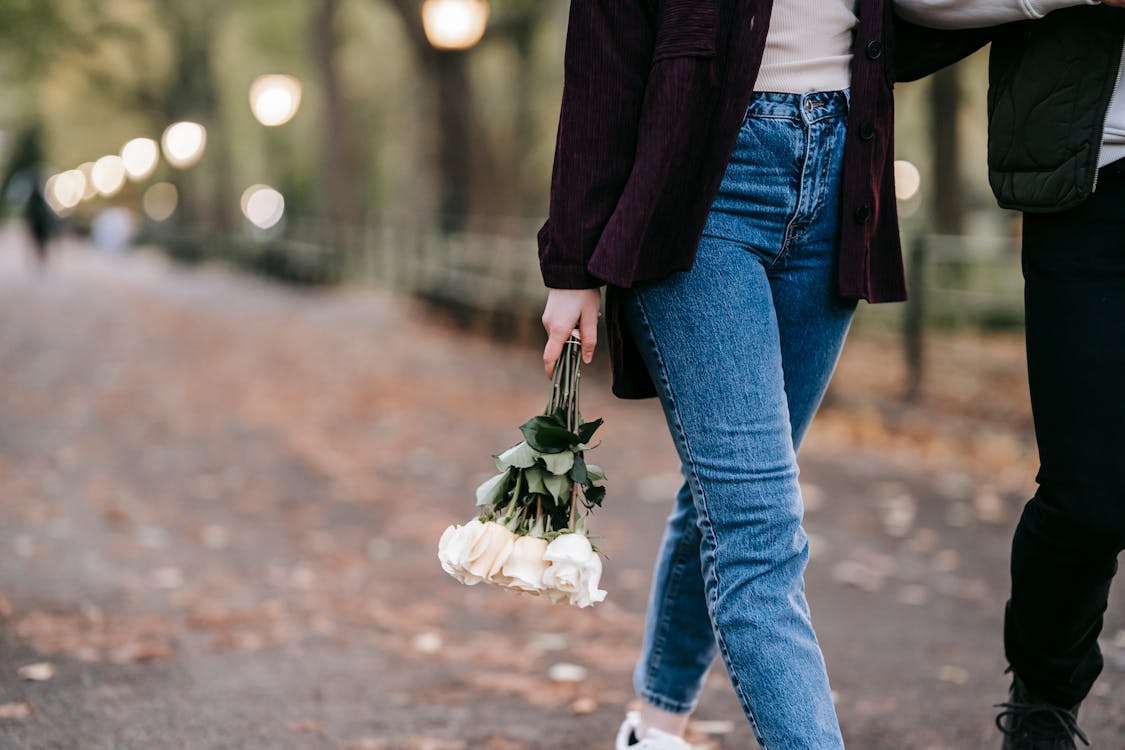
[537,0,977,399]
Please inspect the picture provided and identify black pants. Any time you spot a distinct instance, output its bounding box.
[1005,161,1125,709]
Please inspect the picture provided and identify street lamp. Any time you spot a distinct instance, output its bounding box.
[91,155,127,197]
[45,170,86,213]
[895,160,922,201]
[161,121,207,169]
[249,75,303,127]
[240,184,285,230]
[77,162,99,200]
[421,0,490,51]
[143,182,179,222]
[121,138,160,181]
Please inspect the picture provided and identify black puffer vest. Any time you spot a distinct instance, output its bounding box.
[987,6,1125,212]
[893,7,1125,213]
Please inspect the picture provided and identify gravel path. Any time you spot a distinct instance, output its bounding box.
[0,229,1121,749]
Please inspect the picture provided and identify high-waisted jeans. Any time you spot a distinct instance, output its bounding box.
[622,90,854,750]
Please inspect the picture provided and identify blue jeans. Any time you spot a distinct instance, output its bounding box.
[623,90,855,750]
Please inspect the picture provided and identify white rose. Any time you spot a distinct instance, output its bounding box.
[542,532,607,608]
[495,535,550,594]
[463,521,516,583]
[438,518,487,585]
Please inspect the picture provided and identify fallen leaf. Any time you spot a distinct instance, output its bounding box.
[937,665,970,685]
[547,662,587,683]
[288,718,323,733]
[896,585,930,606]
[109,639,172,664]
[202,525,230,549]
[973,487,1006,524]
[481,736,530,750]
[688,720,735,736]
[932,549,960,573]
[571,697,597,714]
[528,632,567,653]
[340,740,386,750]
[801,482,825,512]
[412,631,443,654]
[18,662,54,681]
[150,567,184,589]
[402,738,467,750]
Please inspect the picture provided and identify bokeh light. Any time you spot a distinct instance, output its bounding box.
[92,155,127,197]
[240,184,285,229]
[249,75,303,127]
[895,160,922,202]
[161,121,207,169]
[121,137,160,180]
[77,162,99,200]
[421,0,490,51]
[143,182,179,222]
[46,169,87,213]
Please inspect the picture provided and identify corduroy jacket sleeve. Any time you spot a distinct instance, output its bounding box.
[537,0,656,289]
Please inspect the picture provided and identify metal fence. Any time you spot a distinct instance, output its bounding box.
[150,219,1027,396]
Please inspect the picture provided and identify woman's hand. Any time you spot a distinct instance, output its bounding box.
[541,288,602,377]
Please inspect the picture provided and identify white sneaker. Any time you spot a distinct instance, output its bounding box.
[614,710,692,750]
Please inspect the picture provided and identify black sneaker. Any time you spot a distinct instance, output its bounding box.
[995,672,1089,749]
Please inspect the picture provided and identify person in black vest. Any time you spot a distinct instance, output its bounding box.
[896,1,1125,748]
[24,175,53,267]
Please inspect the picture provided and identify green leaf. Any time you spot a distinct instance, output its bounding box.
[584,484,606,508]
[523,466,548,496]
[576,418,604,444]
[585,464,606,482]
[540,450,575,476]
[568,454,587,484]
[475,470,510,507]
[520,415,579,454]
[495,441,537,471]
[544,473,571,504]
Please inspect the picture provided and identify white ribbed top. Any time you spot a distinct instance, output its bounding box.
[755,0,859,93]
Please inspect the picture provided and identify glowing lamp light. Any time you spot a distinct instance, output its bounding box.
[143,182,179,222]
[46,170,87,213]
[249,74,303,127]
[895,160,922,201]
[421,0,490,51]
[240,184,285,229]
[161,121,207,169]
[74,162,98,201]
[121,138,160,181]
[92,155,127,197]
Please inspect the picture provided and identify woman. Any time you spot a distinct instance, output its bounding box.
[538,2,953,747]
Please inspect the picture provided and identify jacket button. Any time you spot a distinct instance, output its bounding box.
[854,204,872,224]
[866,40,883,60]
[859,122,876,141]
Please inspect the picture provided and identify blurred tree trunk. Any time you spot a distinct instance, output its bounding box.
[431,51,476,232]
[907,66,965,402]
[381,0,494,232]
[311,0,360,237]
[929,67,964,235]
[155,1,234,236]
[510,17,537,217]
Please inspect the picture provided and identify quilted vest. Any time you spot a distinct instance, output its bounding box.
[987,5,1125,212]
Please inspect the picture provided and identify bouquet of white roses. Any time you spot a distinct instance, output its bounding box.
[438,334,607,608]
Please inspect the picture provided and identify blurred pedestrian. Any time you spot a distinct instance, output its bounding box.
[537,2,959,748]
[24,175,53,267]
[897,1,1125,747]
